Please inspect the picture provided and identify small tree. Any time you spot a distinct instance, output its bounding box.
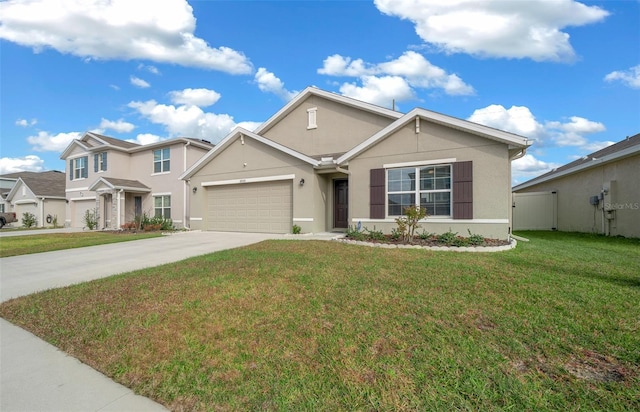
[22,212,37,228]
[394,205,428,243]
[84,208,98,230]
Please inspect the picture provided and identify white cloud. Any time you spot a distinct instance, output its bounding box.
[0,155,45,174]
[138,63,160,75]
[99,118,136,133]
[0,0,252,74]
[340,76,415,107]
[468,104,607,151]
[130,76,150,88]
[512,154,561,184]
[468,104,544,138]
[128,99,252,142]
[374,0,609,62]
[16,118,37,127]
[27,131,82,152]
[169,88,221,107]
[604,65,640,89]
[127,133,163,145]
[318,51,474,106]
[109,84,120,91]
[255,68,298,101]
[546,116,606,146]
[236,121,262,132]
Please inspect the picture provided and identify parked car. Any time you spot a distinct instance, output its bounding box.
[0,212,18,228]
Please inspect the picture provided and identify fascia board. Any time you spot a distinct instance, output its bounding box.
[60,140,90,159]
[254,87,402,135]
[513,144,640,191]
[88,177,111,191]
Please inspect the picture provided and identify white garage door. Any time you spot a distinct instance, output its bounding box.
[72,199,96,228]
[15,202,38,226]
[206,181,292,233]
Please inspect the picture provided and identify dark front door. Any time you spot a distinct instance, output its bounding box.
[334,179,348,228]
[134,196,142,218]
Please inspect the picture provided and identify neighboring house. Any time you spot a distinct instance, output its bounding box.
[1,171,67,227]
[60,133,213,229]
[181,87,531,239]
[513,133,640,238]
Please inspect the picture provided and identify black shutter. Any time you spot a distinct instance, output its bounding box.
[103,152,107,171]
[69,159,73,180]
[370,168,385,219]
[452,161,473,219]
[94,154,99,172]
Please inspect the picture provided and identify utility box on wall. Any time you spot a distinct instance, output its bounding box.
[589,195,599,205]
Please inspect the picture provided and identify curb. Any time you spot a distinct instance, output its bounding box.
[334,237,517,252]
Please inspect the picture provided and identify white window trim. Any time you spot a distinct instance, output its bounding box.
[202,174,295,187]
[386,163,453,218]
[72,156,88,180]
[152,192,172,197]
[151,171,171,177]
[153,194,171,219]
[293,218,314,222]
[353,218,509,224]
[307,107,317,130]
[383,158,456,169]
[66,187,90,192]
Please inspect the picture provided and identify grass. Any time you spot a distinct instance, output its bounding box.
[0,232,163,257]
[1,231,639,411]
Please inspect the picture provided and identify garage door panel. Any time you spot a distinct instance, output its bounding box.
[206,181,292,234]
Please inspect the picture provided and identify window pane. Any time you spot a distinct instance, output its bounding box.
[164,195,171,207]
[154,150,161,161]
[163,160,170,172]
[163,148,170,158]
[155,197,162,208]
[388,168,415,192]
[388,193,414,216]
[154,162,161,173]
[420,192,451,216]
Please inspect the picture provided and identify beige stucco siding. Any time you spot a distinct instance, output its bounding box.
[347,121,513,239]
[515,155,639,238]
[187,137,319,232]
[262,95,396,157]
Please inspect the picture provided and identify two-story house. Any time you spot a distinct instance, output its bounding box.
[61,133,213,229]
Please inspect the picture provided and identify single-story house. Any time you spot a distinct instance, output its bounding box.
[181,87,531,240]
[512,133,640,238]
[2,171,67,227]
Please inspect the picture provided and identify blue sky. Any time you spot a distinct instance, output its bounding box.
[1,0,638,185]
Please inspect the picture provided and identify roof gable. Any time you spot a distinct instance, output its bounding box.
[337,108,531,164]
[254,86,403,136]
[5,171,66,200]
[88,177,151,192]
[181,127,319,180]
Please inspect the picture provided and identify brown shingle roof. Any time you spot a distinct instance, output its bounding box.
[0,171,67,197]
[100,178,150,190]
[88,133,141,149]
[514,133,640,189]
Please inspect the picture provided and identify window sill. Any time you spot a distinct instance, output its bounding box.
[151,171,171,176]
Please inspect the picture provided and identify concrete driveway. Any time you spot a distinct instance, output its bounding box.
[0,230,287,411]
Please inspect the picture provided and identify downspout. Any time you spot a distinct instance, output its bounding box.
[183,142,191,229]
[117,189,123,229]
[40,197,45,228]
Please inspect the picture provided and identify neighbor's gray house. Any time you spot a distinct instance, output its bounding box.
[512,133,640,238]
[181,87,532,240]
[1,171,67,227]
[60,133,213,229]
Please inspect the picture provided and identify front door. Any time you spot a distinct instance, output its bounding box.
[333,179,348,229]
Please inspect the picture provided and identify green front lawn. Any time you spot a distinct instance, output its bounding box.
[1,232,638,411]
[0,232,163,258]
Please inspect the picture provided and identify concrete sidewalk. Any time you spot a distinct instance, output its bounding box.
[2,230,324,411]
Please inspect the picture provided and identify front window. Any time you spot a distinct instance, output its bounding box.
[71,156,88,180]
[387,165,451,216]
[153,148,170,173]
[154,195,171,219]
[95,152,107,172]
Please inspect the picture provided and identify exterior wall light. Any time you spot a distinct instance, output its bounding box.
[192,187,198,193]
[299,178,305,186]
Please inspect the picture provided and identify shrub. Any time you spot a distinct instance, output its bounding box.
[419,230,434,240]
[21,212,37,228]
[346,225,366,241]
[141,213,173,231]
[365,226,386,241]
[292,224,301,234]
[467,229,485,246]
[84,208,98,230]
[390,228,402,241]
[437,230,458,245]
[121,222,137,231]
[395,205,427,243]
